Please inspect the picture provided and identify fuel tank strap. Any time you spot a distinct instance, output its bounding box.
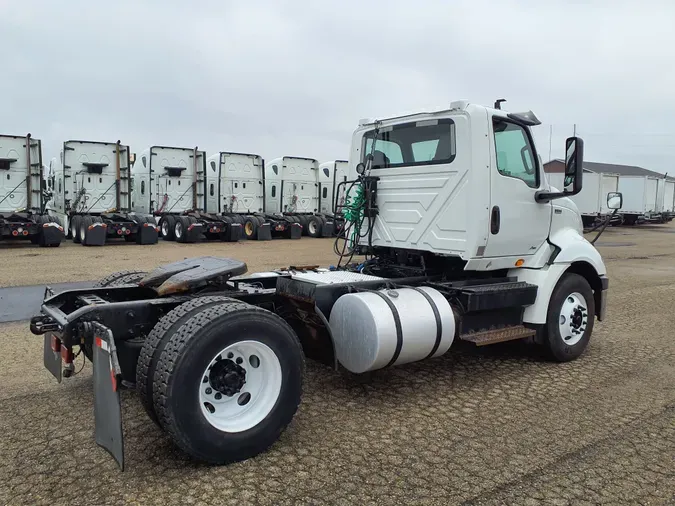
[408,287,443,359]
[362,289,403,367]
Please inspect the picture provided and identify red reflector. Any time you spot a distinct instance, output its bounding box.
[22,230,29,236]
[110,370,118,392]
[188,224,196,231]
[125,229,131,235]
[88,225,94,230]
[61,345,73,363]
[95,336,103,348]
[11,230,18,236]
[51,335,61,352]
[143,223,149,227]
[216,228,221,233]
[43,223,50,228]
[117,229,123,235]
[102,224,107,228]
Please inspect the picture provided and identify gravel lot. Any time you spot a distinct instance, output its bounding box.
[0,237,343,287]
[0,227,674,505]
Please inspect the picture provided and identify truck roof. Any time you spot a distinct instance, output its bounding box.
[357,101,540,128]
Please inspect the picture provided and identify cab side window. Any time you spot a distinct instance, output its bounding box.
[493,119,538,188]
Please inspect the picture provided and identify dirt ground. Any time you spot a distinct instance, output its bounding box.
[0,226,674,505]
[0,237,342,287]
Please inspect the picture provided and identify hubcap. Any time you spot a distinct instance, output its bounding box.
[175,221,183,239]
[199,340,282,433]
[558,292,588,346]
[161,219,169,237]
[309,220,318,235]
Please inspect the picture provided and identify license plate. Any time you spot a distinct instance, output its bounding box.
[43,333,62,383]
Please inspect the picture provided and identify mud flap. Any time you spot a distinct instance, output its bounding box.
[83,224,106,246]
[290,223,302,239]
[256,223,272,241]
[184,223,203,243]
[40,224,64,246]
[136,223,159,245]
[321,220,334,237]
[222,223,242,242]
[93,327,125,471]
[43,333,62,383]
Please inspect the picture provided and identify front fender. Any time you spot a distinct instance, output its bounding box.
[509,230,607,324]
[549,228,606,276]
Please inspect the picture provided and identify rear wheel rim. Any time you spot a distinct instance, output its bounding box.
[80,222,86,240]
[308,220,318,235]
[175,222,183,239]
[199,340,282,433]
[71,220,77,238]
[558,292,588,346]
[245,222,253,236]
[161,219,170,237]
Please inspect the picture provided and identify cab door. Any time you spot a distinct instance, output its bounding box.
[482,116,551,258]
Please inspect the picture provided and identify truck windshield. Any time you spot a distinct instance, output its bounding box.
[362,119,456,169]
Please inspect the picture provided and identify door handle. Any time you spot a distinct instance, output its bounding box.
[491,206,500,234]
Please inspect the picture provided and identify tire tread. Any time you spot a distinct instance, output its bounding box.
[153,301,304,463]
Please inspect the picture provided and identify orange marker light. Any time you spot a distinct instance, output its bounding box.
[515,259,524,267]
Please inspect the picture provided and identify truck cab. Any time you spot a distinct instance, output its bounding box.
[345,100,621,331]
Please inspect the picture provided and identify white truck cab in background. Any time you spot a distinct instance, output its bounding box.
[265,156,334,238]
[340,100,622,361]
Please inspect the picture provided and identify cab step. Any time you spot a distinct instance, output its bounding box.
[460,325,536,346]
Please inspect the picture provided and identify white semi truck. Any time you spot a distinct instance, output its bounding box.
[617,174,660,225]
[205,152,271,240]
[32,100,621,471]
[264,156,331,238]
[318,160,349,234]
[655,177,675,222]
[50,140,158,246]
[547,170,620,227]
[132,146,241,243]
[0,134,64,246]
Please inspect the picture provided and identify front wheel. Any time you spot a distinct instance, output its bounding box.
[152,301,305,464]
[544,273,595,362]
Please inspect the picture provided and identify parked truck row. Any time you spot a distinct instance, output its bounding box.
[547,170,674,228]
[9,136,350,247]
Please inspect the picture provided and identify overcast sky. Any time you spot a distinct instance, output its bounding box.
[1,0,674,174]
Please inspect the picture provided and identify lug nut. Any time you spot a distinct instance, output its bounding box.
[214,393,222,400]
[227,352,234,359]
[236,357,243,364]
[205,387,212,395]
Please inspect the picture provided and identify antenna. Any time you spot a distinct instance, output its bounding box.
[494,99,506,110]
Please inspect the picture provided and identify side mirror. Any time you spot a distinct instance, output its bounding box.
[607,191,622,210]
[563,136,583,194]
[355,163,366,175]
[535,136,585,203]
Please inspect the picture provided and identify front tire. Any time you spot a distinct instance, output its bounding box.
[152,301,305,464]
[544,273,595,362]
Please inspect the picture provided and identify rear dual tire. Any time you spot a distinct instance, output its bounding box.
[174,216,197,243]
[141,299,304,464]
